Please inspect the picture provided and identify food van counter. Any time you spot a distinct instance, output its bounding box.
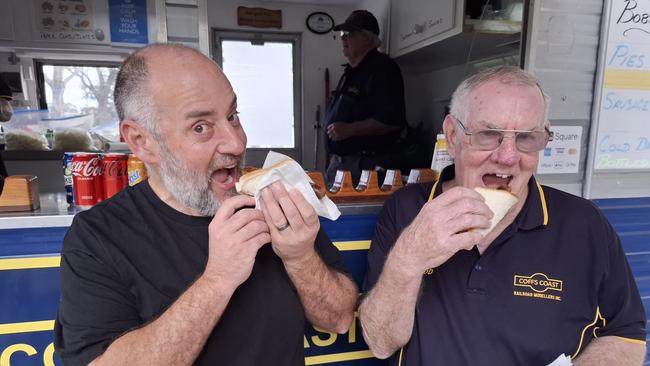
[0,193,384,229]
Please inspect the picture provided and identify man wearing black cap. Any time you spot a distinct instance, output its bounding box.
[324,10,407,186]
[0,78,13,193]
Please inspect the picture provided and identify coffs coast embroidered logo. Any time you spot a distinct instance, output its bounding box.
[513,272,563,301]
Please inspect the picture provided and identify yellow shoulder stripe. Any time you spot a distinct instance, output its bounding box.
[536,182,548,225]
[613,336,647,345]
[427,180,440,202]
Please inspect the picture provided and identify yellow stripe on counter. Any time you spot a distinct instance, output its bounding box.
[333,241,371,251]
[603,69,650,90]
[305,350,375,365]
[0,256,61,271]
[0,242,370,272]
[0,320,55,335]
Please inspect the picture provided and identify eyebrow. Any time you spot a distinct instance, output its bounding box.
[185,109,214,119]
[479,121,538,132]
[183,96,238,120]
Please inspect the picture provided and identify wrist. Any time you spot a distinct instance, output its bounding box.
[283,248,319,273]
[199,269,239,295]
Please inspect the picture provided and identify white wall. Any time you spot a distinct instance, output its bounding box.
[207,0,355,170]
[358,0,390,52]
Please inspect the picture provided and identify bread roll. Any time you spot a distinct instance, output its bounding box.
[236,160,326,199]
[474,187,518,236]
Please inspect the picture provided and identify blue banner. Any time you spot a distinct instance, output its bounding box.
[109,0,148,45]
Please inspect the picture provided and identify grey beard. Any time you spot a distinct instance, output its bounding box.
[157,144,239,216]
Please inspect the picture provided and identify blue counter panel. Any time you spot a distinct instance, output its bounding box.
[321,215,379,242]
[0,228,67,257]
[0,267,60,324]
[0,331,62,365]
[594,197,650,365]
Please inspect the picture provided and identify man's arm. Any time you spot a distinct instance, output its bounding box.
[88,196,270,366]
[327,118,400,141]
[358,243,423,358]
[359,187,491,358]
[572,336,645,366]
[260,182,358,334]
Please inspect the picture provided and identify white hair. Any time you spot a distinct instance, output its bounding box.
[449,65,550,125]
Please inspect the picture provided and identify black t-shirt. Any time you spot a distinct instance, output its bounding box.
[363,166,646,365]
[325,49,407,156]
[55,180,346,366]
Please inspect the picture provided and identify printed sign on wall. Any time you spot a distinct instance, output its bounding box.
[537,126,582,174]
[109,0,148,45]
[34,0,108,44]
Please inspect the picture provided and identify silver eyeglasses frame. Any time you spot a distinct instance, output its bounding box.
[453,116,554,153]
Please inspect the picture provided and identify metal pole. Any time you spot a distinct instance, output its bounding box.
[583,0,612,199]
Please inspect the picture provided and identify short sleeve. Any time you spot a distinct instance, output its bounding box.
[54,215,141,365]
[595,217,646,341]
[314,228,347,274]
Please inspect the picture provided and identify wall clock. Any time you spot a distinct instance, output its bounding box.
[306,12,334,34]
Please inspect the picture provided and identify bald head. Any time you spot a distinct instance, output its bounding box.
[113,43,224,136]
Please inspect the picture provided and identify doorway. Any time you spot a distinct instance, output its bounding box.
[213,30,302,167]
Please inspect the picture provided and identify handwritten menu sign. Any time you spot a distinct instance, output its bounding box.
[109,0,148,45]
[593,0,650,170]
[34,0,107,44]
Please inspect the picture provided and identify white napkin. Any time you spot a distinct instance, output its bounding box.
[252,151,340,221]
[546,354,572,366]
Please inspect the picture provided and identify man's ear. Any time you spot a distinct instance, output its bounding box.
[120,120,159,164]
[442,114,458,159]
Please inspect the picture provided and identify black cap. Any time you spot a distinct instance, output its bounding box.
[0,79,12,101]
[333,10,380,36]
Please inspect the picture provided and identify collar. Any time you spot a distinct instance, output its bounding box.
[428,164,548,230]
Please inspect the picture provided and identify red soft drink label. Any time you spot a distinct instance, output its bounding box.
[71,153,104,206]
[102,153,128,199]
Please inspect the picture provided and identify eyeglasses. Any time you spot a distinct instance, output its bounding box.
[339,30,357,38]
[454,117,553,153]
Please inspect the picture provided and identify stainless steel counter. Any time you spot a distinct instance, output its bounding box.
[0,193,382,230]
[0,193,78,229]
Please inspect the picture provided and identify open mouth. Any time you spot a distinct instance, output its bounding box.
[210,164,238,189]
[482,173,512,191]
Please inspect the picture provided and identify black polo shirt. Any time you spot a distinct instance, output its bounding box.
[363,165,646,366]
[325,49,407,156]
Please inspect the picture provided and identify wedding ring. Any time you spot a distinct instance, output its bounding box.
[276,222,290,231]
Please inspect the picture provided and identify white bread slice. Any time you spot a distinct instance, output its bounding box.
[474,187,518,236]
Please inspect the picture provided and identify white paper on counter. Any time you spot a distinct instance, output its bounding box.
[546,354,572,366]
[252,151,340,221]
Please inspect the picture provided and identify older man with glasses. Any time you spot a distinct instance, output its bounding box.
[359,66,646,366]
[324,10,408,186]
